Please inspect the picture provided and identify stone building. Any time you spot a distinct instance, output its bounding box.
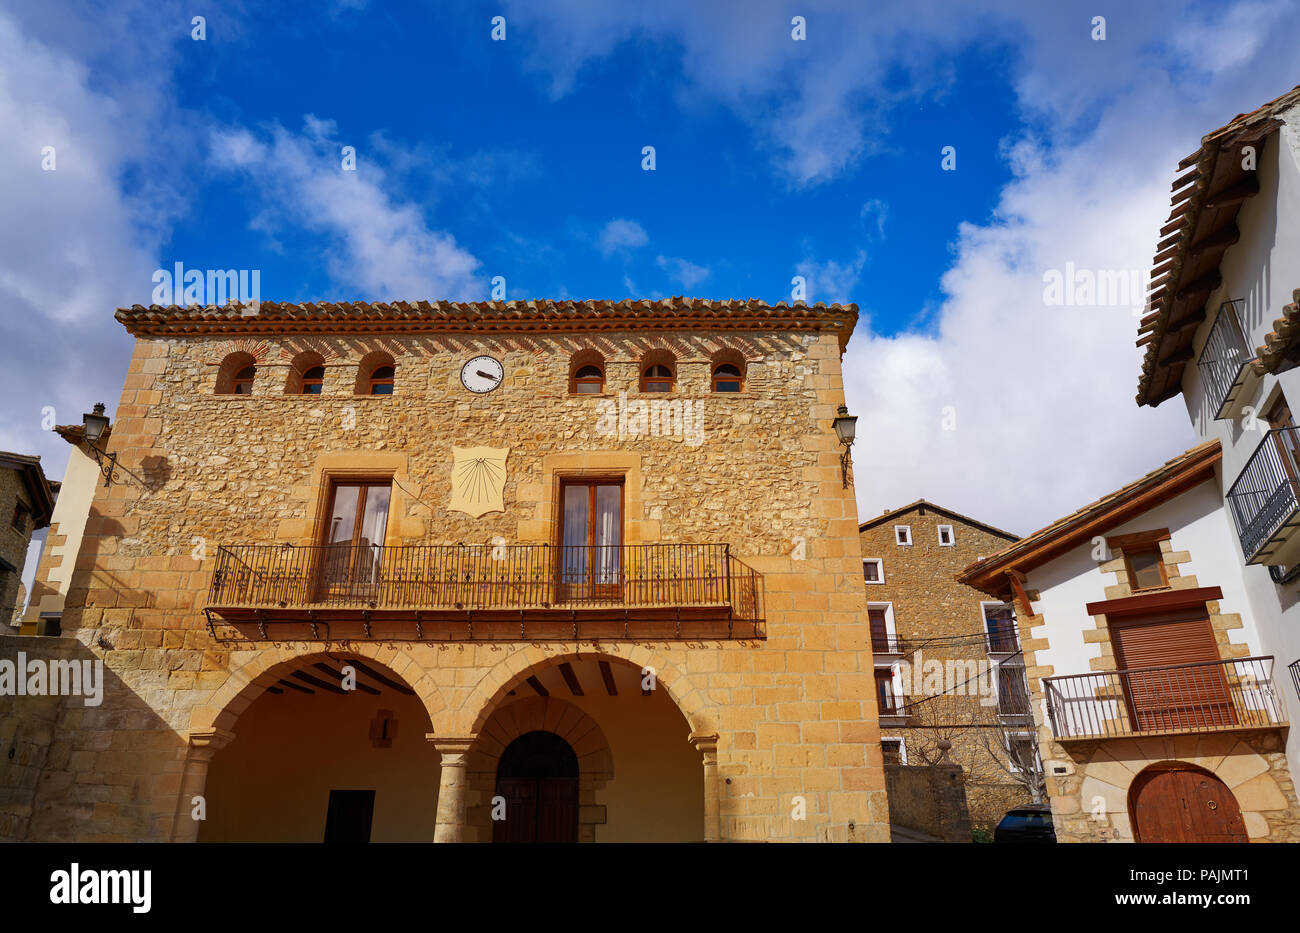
[961,441,1300,842]
[859,500,1036,833]
[0,297,889,843]
[19,422,108,636]
[0,452,56,625]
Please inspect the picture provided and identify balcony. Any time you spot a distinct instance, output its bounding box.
[877,693,917,726]
[1196,299,1256,420]
[206,542,764,641]
[871,632,906,656]
[1226,427,1300,564]
[1043,656,1286,740]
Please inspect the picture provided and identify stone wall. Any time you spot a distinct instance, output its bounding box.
[859,505,1035,831]
[0,466,35,619]
[10,323,890,842]
[883,761,973,843]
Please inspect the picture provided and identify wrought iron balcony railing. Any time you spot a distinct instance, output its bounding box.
[1043,656,1285,740]
[207,542,763,636]
[871,632,905,654]
[1226,427,1300,563]
[1196,299,1254,420]
[877,693,917,719]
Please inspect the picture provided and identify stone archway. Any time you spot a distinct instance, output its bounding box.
[469,697,613,842]
[176,648,442,842]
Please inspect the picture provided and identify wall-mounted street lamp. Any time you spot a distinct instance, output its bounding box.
[82,402,116,486]
[832,404,858,489]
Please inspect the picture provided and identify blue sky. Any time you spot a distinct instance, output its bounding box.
[4,0,1300,592]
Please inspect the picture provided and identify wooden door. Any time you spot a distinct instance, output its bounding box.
[1131,769,1247,843]
[316,482,391,602]
[493,731,580,843]
[1111,611,1235,731]
[868,607,890,652]
[558,480,623,602]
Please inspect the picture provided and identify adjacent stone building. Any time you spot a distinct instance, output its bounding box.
[859,500,1036,834]
[0,297,889,843]
[0,452,55,625]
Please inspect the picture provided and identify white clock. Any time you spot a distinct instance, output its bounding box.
[461,355,504,393]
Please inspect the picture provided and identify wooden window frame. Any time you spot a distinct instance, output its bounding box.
[300,365,325,395]
[231,365,256,395]
[711,362,743,393]
[557,476,625,599]
[320,479,394,550]
[367,365,395,395]
[863,557,884,584]
[640,364,675,393]
[570,364,605,395]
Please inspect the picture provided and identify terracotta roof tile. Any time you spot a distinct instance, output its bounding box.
[115,297,859,348]
[1252,287,1300,375]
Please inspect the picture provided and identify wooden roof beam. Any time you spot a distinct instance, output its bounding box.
[1203,176,1260,210]
[1176,269,1222,300]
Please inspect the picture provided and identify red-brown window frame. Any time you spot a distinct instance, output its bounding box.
[640,364,674,393]
[571,364,605,394]
[231,365,256,395]
[556,477,625,599]
[711,362,743,392]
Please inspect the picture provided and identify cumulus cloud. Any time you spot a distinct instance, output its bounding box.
[656,255,710,290]
[209,117,483,302]
[598,218,649,257]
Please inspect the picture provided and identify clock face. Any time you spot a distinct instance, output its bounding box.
[461,355,504,394]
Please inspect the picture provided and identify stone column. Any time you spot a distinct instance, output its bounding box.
[689,731,721,842]
[430,735,476,843]
[171,728,235,842]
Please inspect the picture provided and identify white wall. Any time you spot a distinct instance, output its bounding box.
[1176,104,1300,786]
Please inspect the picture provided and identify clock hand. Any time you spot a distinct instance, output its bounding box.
[476,370,496,380]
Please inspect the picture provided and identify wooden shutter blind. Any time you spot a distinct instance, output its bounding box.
[1110,611,1234,730]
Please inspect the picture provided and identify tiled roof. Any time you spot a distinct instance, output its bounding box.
[858,498,1019,542]
[958,440,1221,595]
[115,297,859,347]
[0,451,56,527]
[1253,287,1300,375]
[1136,84,1300,407]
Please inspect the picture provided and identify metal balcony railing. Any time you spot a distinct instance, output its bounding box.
[208,542,763,623]
[878,693,916,719]
[1226,427,1300,562]
[1290,658,1300,703]
[986,627,1021,654]
[871,632,905,654]
[1043,656,1285,739]
[1196,299,1253,420]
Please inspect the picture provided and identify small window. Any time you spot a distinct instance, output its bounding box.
[1124,545,1167,590]
[863,558,884,584]
[11,503,27,531]
[875,670,900,715]
[894,525,912,546]
[572,364,604,394]
[301,365,325,395]
[368,366,395,395]
[937,525,954,546]
[881,738,905,765]
[712,363,742,393]
[231,365,256,395]
[1007,736,1038,773]
[641,364,674,393]
[983,602,1018,653]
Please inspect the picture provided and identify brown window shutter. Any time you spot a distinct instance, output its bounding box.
[1109,611,1233,730]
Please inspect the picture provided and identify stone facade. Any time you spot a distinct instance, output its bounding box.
[0,454,53,625]
[2,300,891,842]
[859,502,1035,833]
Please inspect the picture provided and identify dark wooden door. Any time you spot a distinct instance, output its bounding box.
[323,789,375,843]
[1111,611,1235,731]
[1131,769,1247,843]
[493,731,580,843]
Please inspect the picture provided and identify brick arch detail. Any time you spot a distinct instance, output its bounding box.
[207,339,271,366]
[188,645,446,737]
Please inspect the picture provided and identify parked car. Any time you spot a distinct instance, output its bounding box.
[993,805,1057,843]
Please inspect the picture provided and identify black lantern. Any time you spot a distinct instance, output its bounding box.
[833,404,858,488]
[81,402,116,486]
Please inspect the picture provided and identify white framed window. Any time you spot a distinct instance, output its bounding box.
[1005,732,1038,773]
[867,601,899,655]
[981,600,1018,654]
[937,524,954,546]
[862,557,884,584]
[881,736,907,765]
[894,525,912,546]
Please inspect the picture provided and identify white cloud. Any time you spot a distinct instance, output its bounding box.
[598,218,649,257]
[795,251,867,305]
[210,117,483,301]
[656,255,710,290]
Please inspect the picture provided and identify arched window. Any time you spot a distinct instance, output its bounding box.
[215,352,258,395]
[641,364,674,393]
[712,363,743,392]
[286,352,326,395]
[368,366,395,395]
[355,352,397,395]
[232,366,256,394]
[572,365,604,394]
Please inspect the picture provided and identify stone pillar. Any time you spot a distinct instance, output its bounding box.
[689,731,721,842]
[171,728,235,842]
[431,735,476,843]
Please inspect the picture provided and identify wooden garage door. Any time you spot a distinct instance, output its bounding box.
[1110,610,1236,732]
